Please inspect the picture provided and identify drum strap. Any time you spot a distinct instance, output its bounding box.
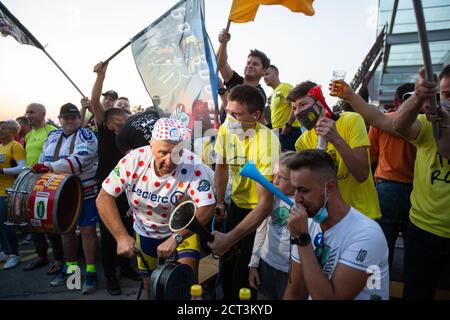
[52,131,77,162]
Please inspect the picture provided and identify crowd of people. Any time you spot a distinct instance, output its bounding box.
[0,27,449,300]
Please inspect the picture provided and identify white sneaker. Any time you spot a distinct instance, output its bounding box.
[3,255,21,270]
[0,251,8,262]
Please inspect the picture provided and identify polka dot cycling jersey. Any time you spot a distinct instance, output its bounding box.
[102,146,215,238]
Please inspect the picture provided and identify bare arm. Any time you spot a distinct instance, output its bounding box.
[283,260,308,300]
[91,62,108,125]
[214,162,228,205]
[332,80,399,136]
[298,245,370,300]
[217,29,233,83]
[427,107,450,158]
[96,188,135,257]
[287,204,370,300]
[208,183,273,256]
[394,69,437,141]
[315,117,369,182]
[80,97,92,127]
[226,184,273,246]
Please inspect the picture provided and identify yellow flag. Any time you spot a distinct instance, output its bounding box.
[229,0,315,23]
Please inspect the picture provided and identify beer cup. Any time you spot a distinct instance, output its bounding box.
[331,70,346,96]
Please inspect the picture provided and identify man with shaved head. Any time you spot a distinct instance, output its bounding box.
[22,103,64,275]
[24,103,53,167]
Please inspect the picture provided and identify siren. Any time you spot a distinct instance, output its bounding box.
[169,200,214,242]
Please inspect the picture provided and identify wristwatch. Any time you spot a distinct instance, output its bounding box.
[284,122,292,128]
[172,233,183,245]
[290,233,311,246]
[218,87,227,96]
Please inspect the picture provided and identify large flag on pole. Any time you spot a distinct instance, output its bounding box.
[229,0,315,23]
[0,1,85,97]
[0,1,43,49]
[131,0,219,131]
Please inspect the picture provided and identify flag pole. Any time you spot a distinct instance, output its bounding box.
[412,0,439,138]
[41,49,86,98]
[214,19,231,127]
[0,1,85,97]
[217,19,231,69]
[102,40,132,66]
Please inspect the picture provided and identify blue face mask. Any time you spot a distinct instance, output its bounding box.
[313,187,328,223]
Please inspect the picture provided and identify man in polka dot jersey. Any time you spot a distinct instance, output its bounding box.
[96,118,216,299]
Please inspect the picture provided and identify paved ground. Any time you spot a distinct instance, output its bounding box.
[0,233,141,300]
[1,233,448,300]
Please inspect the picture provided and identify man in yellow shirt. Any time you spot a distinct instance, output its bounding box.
[264,65,303,151]
[22,103,64,274]
[210,84,280,299]
[289,81,380,220]
[392,65,450,300]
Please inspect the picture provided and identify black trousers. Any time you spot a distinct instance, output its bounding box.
[98,190,134,278]
[32,232,64,261]
[403,221,450,299]
[219,201,257,300]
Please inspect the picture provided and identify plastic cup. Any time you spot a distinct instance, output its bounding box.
[331,70,346,96]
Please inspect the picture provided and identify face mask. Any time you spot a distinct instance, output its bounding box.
[313,186,328,223]
[224,114,243,131]
[224,114,257,131]
[296,101,322,130]
[440,100,450,112]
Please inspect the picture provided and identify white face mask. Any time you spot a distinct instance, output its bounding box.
[224,114,243,131]
[441,100,450,112]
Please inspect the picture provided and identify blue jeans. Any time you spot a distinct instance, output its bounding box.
[0,197,19,255]
[403,222,450,300]
[376,180,413,270]
[279,127,303,152]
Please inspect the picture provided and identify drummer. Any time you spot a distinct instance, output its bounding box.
[32,103,99,295]
[0,120,26,270]
[96,118,216,299]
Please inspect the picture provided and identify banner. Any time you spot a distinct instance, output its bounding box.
[131,0,219,131]
[0,1,43,49]
[229,0,315,23]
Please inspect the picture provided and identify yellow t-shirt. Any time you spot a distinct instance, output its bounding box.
[201,137,216,168]
[0,140,26,196]
[214,123,281,209]
[295,112,381,220]
[25,124,57,167]
[270,83,301,129]
[409,115,450,238]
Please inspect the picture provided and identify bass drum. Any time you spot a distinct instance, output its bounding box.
[6,168,83,234]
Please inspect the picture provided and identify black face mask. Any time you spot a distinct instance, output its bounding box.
[296,101,322,130]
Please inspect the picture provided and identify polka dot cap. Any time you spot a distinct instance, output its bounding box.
[151,118,190,142]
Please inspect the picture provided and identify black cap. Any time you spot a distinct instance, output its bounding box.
[101,90,118,99]
[59,103,80,117]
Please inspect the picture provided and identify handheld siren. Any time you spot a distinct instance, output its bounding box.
[307,85,339,150]
[169,200,214,242]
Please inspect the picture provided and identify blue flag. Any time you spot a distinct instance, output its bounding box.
[131,0,219,131]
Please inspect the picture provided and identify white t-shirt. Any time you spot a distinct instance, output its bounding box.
[102,146,215,238]
[291,207,389,300]
[250,197,293,273]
